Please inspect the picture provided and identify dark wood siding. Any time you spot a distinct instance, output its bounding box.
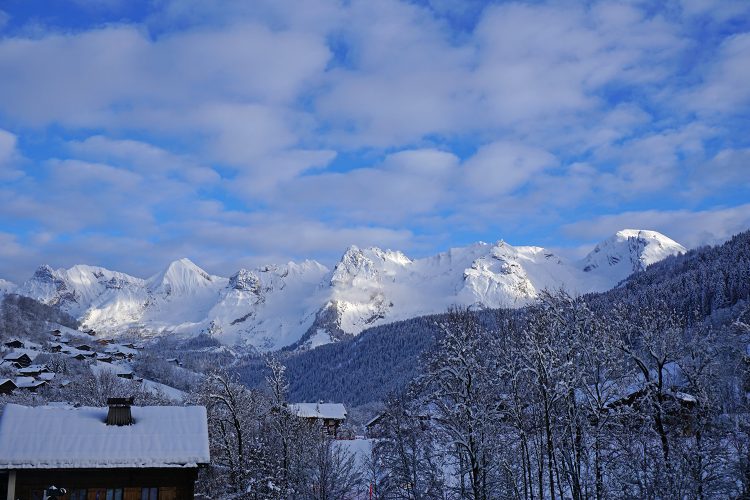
[13,468,197,500]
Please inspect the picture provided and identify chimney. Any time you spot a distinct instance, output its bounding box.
[106,397,134,426]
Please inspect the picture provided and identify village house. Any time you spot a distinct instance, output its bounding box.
[365,410,432,439]
[3,339,25,349]
[0,379,16,395]
[2,350,38,369]
[289,402,347,438]
[13,377,46,392]
[17,364,50,378]
[0,398,210,499]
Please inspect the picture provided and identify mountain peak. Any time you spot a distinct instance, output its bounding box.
[580,229,686,279]
[148,257,215,294]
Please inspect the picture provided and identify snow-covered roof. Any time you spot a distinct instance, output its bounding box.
[91,361,134,377]
[289,403,347,420]
[18,364,49,374]
[0,403,210,469]
[14,377,45,389]
[3,349,40,361]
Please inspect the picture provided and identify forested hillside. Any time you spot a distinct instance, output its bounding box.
[254,230,750,408]
[0,293,79,342]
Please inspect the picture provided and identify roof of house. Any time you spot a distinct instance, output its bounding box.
[2,349,39,361]
[289,403,347,420]
[0,379,16,388]
[14,377,45,389]
[0,403,210,469]
[18,364,49,375]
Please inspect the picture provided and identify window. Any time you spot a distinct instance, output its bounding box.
[105,489,123,500]
[141,488,158,500]
[69,490,88,500]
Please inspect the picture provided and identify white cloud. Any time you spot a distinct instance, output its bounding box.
[685,33,750,114]
[563,204,750,249]
[0,0,747,281]
[464,142,558,197]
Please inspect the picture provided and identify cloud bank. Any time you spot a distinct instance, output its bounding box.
[0,0,748,281]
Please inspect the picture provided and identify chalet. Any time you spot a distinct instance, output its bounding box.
[64,347,95,359]
[365,411,431,439]
[50,329,62,337]
[2,350,38,369]
[91,362,134,380]
[0,399,210,499]
[365,413,386,438]
[76,344,93,351]
[48,343,63,353]
[18,365,50,377]
[14,377,46,392]
[4,339,25,349]
[0,379,16,395]
[95,353,114,362]
[289,403,347,438]
[166,358,181,366]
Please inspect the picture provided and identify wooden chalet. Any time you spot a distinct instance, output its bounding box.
[18,364,50,377]
[49,329,62,337]
[0,399,210,500]
[0,379,16,395]
[365,410,431,439]
[4,340,25,349]
[289,403,347,438]
[13,377,46,392]
[2,351,35,369]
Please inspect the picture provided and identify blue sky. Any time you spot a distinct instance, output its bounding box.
[0,0,749,281]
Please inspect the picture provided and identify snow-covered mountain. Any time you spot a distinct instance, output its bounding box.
[4,229,685,351]
[0,278,16,295]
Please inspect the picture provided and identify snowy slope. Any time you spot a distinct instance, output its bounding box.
[578,229,686,286]
[0,278,16,295]
[14,230,686,351]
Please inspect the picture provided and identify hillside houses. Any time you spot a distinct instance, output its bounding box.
[0,327,182,399]
[2,349,39,369]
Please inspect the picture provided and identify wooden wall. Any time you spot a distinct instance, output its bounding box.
[11,468,198,500]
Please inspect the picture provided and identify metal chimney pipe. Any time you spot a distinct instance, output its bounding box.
[106,397,134,426]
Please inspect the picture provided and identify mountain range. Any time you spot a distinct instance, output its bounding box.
[0,229,686,351]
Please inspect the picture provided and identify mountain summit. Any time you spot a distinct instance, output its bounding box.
[5,230,685,351]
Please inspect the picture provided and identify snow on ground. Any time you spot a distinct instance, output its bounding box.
[141,379,186,402]
[336,438,373,469]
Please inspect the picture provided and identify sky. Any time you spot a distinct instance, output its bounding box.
[0,0,749,282]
